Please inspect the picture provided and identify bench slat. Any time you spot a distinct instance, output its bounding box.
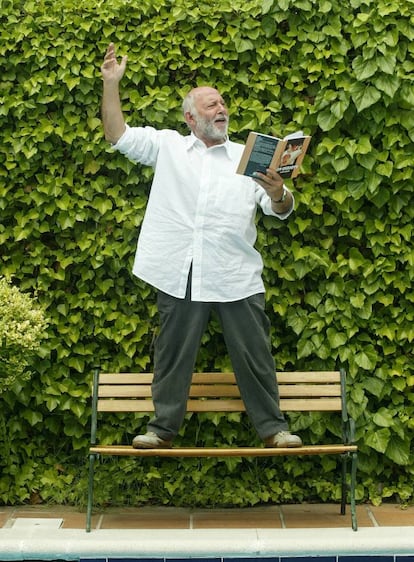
[281,385,341,397]
[98,383,342,399]
[98,371,341,385]
[98,386,153,398]
[187,398,342,411]
[98,400,155,412]
[277,372,340,383]
[90,444,357,457]
[99,373,154,384]
[97,397,342,412]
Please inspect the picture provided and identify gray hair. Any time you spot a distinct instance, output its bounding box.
[182,91,197,117]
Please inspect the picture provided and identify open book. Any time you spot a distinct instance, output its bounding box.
[236,131,311,179]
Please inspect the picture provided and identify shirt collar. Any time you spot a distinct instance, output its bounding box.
[187,132,232,159]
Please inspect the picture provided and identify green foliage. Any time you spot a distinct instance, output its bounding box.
[0,0,413,508]
[0,277,48,393]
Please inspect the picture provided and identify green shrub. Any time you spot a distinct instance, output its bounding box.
[0,277,48,394]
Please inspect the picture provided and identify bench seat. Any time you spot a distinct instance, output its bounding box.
[90,444,358,457]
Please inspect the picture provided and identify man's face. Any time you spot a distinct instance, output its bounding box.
[188,88,229,146]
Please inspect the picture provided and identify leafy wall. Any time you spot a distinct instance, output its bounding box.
[0,0,413,507]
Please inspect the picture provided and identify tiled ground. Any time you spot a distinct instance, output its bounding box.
[1,502,414,530]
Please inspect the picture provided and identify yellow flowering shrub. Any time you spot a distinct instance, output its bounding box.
[0,278,48,393]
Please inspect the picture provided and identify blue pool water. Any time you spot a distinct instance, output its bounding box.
[79,557,414,562]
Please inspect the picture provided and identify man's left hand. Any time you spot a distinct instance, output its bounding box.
[252,168,284,201]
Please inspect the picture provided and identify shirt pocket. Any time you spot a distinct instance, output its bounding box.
[213,176,256,222]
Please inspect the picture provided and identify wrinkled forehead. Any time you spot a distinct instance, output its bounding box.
[192,87,225,107]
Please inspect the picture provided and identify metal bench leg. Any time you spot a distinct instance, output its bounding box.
[340,453,347,516]
[86,453,96,532]
[350,451,358,531]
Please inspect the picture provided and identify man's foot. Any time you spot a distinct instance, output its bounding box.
[264,431,303,448]
[132,431,173,449]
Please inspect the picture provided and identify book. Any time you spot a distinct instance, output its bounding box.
[236,130,311,179]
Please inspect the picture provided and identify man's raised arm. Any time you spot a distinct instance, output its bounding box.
[101,43,128,144]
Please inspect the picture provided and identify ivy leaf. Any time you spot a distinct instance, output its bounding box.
[331,98,349,121]
[297,338,314,359]
[22,410,44,426]
[386,436,410,466]
[332,156,350,173]
[398,83,414,108]
[348,248,365,271]
[234,37,254,53]
[317,108,340,131]
[376,54,397,74]
[373,409,394,428]
[326,328,348,349]
[261,0,274,14]
[363,377,385,398]
[350,83,382,112]
[373,74,400,98]
[365,427,390,453]
[93,197,113,215]
[352,56,378,80]
[376,161,393,177]
[354,348,378,370]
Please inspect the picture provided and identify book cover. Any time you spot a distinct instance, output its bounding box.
[236,131,311,179]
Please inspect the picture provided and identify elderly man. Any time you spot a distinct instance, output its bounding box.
[101,43,302,449]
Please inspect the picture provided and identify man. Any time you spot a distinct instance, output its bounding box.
[101,43,302,449]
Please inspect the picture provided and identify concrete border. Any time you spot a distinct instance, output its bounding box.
[0,526,413,560]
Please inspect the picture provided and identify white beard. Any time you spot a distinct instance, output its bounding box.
[194,114,228,143]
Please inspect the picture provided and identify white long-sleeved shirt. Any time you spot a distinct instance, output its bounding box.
[113,125,294,302]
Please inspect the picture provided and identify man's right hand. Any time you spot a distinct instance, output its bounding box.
[101,43,128,83]
[101,43,127,144]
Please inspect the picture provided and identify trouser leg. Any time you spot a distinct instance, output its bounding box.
[147,286,211,440]
[215,293,288,439]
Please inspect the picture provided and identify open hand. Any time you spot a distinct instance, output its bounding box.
[101,43,128,83]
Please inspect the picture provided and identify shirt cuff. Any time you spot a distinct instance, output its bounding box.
[111,124,131,150]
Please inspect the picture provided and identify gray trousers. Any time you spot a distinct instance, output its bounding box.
[147,281,289,441]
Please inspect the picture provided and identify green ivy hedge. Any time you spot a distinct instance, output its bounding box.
[0,0,413,508]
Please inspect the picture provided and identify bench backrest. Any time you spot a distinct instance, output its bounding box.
[93,370,347,415]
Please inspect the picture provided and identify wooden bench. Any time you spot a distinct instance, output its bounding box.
[86,369,358,531]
